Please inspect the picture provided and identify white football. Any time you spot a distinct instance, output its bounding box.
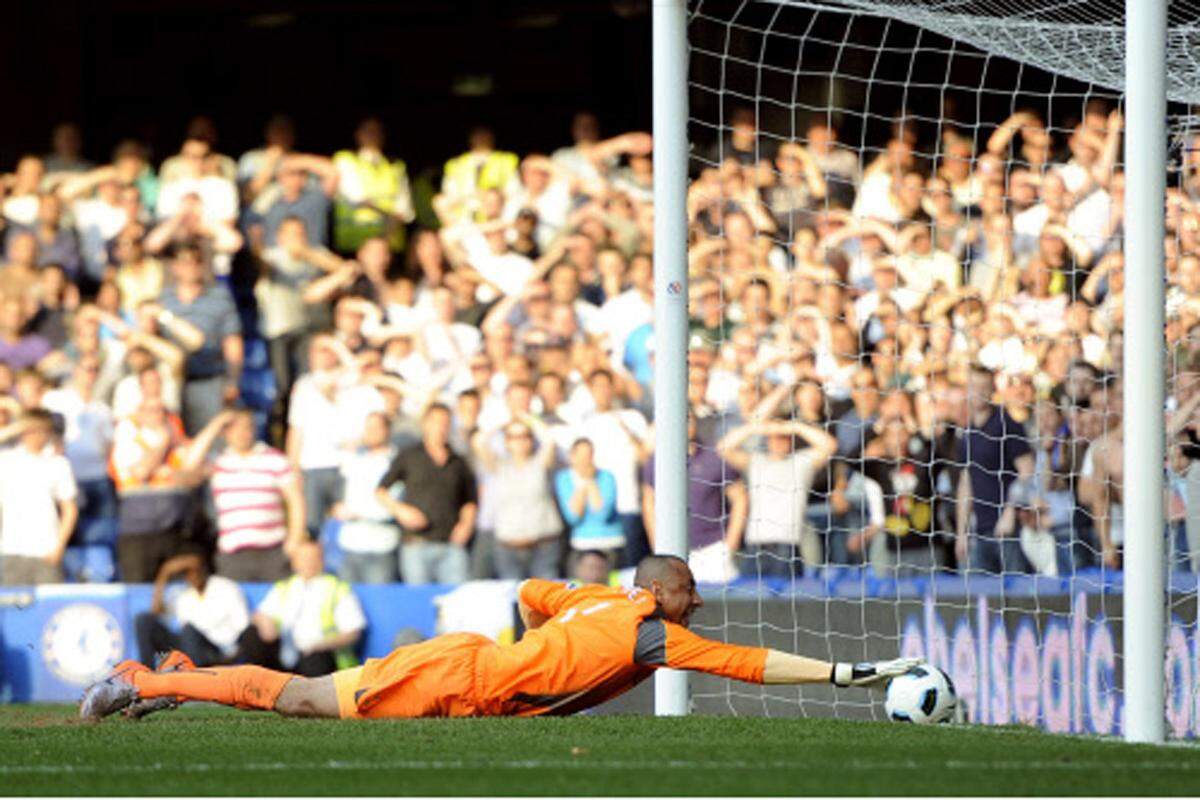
[884,664,958,724]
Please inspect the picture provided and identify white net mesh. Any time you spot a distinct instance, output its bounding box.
[684,0,1199,736]
[781,0,1200,104]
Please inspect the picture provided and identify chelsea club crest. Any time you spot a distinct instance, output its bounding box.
[41,603,124,686]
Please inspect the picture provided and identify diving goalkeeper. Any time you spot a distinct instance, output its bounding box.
[80,555,917,721]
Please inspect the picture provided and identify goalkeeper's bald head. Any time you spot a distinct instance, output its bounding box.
[634,555,702,627]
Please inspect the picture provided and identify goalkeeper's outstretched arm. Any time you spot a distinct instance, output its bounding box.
[763,650,920,688]
[642,617,919,689]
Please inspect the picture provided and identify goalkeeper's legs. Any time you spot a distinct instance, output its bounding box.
[133,665,340,718]
[81,661,340,720]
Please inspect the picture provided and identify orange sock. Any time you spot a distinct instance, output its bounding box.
[132,666,295,711]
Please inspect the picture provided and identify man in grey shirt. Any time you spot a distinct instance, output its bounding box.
[159,244,242,434]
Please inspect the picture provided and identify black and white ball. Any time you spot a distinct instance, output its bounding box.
[885,665,958,724]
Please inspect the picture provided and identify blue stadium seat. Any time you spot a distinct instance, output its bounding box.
[253,410,270,441]
[238,368,277,412]
[73,517,118,546]
[320,519,344,576]
[62,544,117,583]
[245,337,269,371]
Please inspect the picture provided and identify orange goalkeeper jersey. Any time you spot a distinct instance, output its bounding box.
[474,579,768,716]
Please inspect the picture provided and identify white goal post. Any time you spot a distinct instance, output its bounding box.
[1121,0,1166,745]
[652,0,1175,744]
[652,0,693,717]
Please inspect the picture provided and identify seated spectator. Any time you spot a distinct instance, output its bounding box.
[109,393,193,582]
[183,409,306,582]
[571,548,614,586]
[332,411,402,584]
[555,437,623,568]
[376,404,476,585]
[470,416,562,580]
[241,541,365,677]
[0,410,78,585]
[134,553,250,666]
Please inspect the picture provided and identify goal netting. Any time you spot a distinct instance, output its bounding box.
[683,0,1200,736]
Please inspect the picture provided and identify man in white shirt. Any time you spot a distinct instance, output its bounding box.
[893,224,961,296]
[134,554,250,666]
[444,220,535,298]
[0,410,79,585]
[852,261,922,329]
[419,286,483,377]
[155,138,239,225]
[69,178,129,283]
[242,542,366,677]
[332,412,401,584]
[286,339,362,539]
[42,356,117,528]
[717,417,837,580]
[502,155,572,251]
[599,253,654,368]
[573,368,652,566]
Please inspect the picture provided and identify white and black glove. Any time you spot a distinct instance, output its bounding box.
[831,657,923,689]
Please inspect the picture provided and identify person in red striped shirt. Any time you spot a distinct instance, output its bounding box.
[182,408,307,581]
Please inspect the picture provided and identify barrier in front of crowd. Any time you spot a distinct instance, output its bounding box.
[2,572,1198,739]
[0,582,452,704]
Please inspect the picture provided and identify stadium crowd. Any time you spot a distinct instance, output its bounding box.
[1,100,1198,621]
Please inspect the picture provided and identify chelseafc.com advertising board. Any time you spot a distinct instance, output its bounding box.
[2,580,1199,739]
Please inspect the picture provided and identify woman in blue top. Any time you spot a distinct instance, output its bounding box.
[554,438,623,569]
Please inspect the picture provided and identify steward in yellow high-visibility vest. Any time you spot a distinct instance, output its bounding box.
[332,118,415,253]
[439,127,519,222]
[268,573,362,671]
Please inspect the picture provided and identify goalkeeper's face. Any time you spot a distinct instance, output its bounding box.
[653,562,703,627]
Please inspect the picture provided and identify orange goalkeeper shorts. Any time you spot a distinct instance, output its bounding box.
[334,632,491,719]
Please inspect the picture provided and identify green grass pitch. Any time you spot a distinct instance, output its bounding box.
[1,705,1198,795]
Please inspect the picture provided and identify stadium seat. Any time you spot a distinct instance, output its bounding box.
[62,544,117,583]
[320,519,344,576]
[238,368,277,412]
[73,517,118,546]
[244,337,269,371]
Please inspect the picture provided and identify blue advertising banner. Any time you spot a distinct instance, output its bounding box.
[4,576,1198,740]
[0,583,452,703]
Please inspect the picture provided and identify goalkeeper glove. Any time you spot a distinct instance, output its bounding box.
[831,657,923,688]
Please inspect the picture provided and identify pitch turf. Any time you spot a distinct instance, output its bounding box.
[0,705,1197,795]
